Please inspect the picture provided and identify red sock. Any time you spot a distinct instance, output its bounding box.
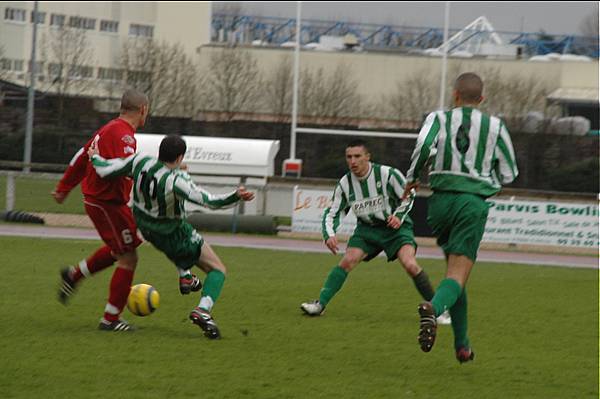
[103,267,134,322]
[71,246,116,283]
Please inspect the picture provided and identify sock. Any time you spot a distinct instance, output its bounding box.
[178,268,192,278]
[412,270,435,301]
[450,288,470,350]
[71,246,116,283]
[103,267,134,322]
[199,270,226,311]
[430,278,462,317]
[318,265,348,306]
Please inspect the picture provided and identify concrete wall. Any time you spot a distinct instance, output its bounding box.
[197,45,598,106]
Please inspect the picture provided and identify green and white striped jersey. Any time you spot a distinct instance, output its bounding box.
[406,107,518,197]
[322,162,415,241]
[90,153,240,232]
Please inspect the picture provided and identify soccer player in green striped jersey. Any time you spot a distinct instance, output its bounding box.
[404,72,518,363]
[300,140,446,321]
[89,135,255,339]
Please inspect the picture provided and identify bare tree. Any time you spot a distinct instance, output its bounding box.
[120,39,198,117]
[43,25,95,121]
[263,55,293,122]
[478,66,555,132]
[299,62,362,124]
[579,4,599,37]
[381,68,439,127]
[199,48,262,121]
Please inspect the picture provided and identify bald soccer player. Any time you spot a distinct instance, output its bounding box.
[404,73,518,363]
[53,89,150,332]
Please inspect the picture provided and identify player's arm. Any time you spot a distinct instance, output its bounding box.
[173,173,247,210]
[52,137,94,203]
[494,122,519,185]
[404,112,441,198]
[89,153,138,178]
[322,183,349,255]
[387,168,416,229]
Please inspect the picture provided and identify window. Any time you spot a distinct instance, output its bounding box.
[127,70,151,84]
[129,24,153,38]
[13,60,24,72]
[98,67,123,81]
[68,65,94,79]
[4,8,26,22]
[48,63,62,77]
[50,13,65,26]
[0,59,11,71]
[100,20,119,33]
[28,61,45,74]
[30,11,46,24]
[69,16,96,30]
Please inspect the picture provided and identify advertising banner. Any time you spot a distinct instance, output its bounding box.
[292,187,599,248]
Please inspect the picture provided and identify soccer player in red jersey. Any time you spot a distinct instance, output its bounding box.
[52,89,149,331]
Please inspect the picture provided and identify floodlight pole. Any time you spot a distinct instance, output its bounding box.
[24,1,39,173]
[439,1,450,110]
[289,1,301,160]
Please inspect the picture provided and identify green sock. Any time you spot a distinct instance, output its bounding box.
[201,270,226,304]
[431,278,462,317]
[450,288,470,350]
[412,270,435,301]
[318,265,348,306]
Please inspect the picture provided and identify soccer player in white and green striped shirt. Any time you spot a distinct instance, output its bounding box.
[301,140,442,318]
[404,72,518,363]
[89,135,255,339]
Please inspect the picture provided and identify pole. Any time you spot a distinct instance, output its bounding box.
[289,1,301,160]
[439,1,450,110]
[24,1,39,173]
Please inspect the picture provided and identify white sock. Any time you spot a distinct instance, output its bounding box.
[198,296,214,312]
[178,268,191,278]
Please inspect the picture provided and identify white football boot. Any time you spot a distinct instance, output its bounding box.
[300,300,325,316]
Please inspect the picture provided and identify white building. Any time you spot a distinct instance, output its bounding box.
[0,1,211,97]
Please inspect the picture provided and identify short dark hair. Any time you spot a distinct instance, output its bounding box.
[454,72,483,103]
[159,135,187,163]
[120,89,148,112]
[346,139,369,153]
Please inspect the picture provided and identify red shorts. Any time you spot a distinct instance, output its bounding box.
[84,199,142,255]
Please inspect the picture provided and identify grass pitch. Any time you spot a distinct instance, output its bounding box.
[0,236,597,398]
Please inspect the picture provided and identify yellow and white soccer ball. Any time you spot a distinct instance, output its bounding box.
[127,284,160,316]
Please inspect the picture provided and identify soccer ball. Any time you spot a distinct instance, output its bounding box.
[127,284,160,317]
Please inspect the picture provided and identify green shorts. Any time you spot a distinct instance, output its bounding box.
[139,221,204,270]
[427,191,490,262]
[347,217,417,262]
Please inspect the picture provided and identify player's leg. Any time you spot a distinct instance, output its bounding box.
[58,201,121,304]
[189,241,225,339]
[419,193,487,356]
[90,202,141,331]
[300,246,368,316]
[396,244,435,302]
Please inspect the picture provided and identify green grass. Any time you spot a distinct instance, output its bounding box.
[0,236,597,398]
[0,175,85,214]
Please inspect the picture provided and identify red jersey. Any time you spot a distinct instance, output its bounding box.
[56,118,136,204]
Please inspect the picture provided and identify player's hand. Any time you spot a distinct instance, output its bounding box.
[386,215,402,230]
[325,237,339,255]
[51,190,67,204]
[237,186,255,201]
[87,140,99,158]
[402,182,419,199]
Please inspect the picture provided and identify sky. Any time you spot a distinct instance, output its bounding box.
[216,2,599,36]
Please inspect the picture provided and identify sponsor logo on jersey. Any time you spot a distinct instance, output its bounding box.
[352,196,385,216]
[124,146,135,154]
[122,135,135,145]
